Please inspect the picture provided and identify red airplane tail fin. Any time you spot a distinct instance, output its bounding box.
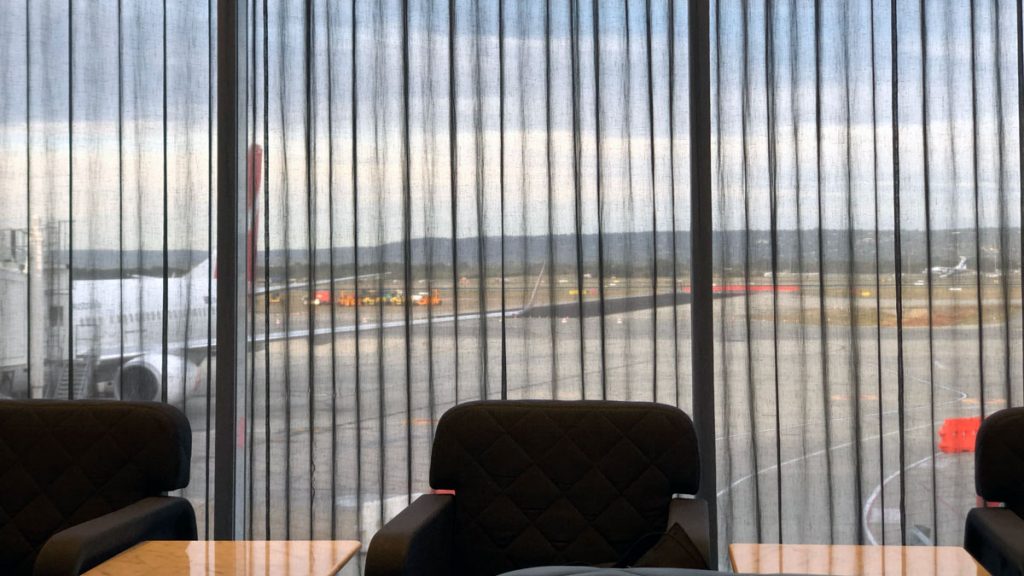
[246,145,263,287]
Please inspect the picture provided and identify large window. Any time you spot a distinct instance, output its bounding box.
[3,0,1023,568]
[712,0,1022,551]
[0,0,699,558]
[238,0,695,545]
[0,0,217,536]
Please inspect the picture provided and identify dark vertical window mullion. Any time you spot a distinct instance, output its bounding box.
[214,0,247,540]
[689,0,716,565]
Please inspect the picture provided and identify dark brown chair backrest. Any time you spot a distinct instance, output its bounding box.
[0,400,191,574]
[976,407,1024,516]
[430,400,700,576]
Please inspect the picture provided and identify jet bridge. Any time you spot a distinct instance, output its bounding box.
[0,229,28,398]
[0,221,93,399]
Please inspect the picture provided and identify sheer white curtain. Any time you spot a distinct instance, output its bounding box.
[713,0,1023,552]
[0,0,696,553]
[0,0,216,537]
[240,0,695,556]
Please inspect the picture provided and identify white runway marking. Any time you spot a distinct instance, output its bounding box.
[862,454,934,545]
[717,353,971,545]
[716,420,935,500]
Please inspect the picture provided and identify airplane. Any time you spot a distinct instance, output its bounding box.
[924,256,969,279]
[55,145,382,404]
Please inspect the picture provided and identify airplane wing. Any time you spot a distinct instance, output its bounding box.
[87,305,523,384]
[133,306,525,363]
[254,272,386,296]
[172,285,755,357]
[251,307,523,346]
[98,280,759,367]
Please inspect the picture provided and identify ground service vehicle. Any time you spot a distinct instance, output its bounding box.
[304,290,332,306]
[414,289,442,306]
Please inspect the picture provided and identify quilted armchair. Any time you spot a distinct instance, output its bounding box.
[366,400,711,576]
[965,407,1024,576]
[0,400,196,576]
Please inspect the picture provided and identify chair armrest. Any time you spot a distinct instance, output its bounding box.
[366,494,454,576]
[666,497,712,570]
[34,496,196,576]
[965,507,1024,576]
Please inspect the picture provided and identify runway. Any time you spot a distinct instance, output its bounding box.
[176,278,1020,565]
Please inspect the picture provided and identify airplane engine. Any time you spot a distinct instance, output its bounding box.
[116,354,199,405]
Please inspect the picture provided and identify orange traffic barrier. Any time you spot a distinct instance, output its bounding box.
[938,417,981,453]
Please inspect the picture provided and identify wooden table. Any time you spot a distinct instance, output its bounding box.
[84,540,361,576]
[729,543,989,576]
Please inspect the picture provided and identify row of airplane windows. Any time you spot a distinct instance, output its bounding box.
[46,306,211,328]
[88,308,211,325]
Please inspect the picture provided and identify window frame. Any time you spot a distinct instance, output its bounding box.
[213,0,717,559]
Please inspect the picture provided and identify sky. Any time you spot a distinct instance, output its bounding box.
[0,0,1021,251]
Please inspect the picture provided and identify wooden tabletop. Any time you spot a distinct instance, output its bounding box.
[84,540,361,576]
[729,543,989,576]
